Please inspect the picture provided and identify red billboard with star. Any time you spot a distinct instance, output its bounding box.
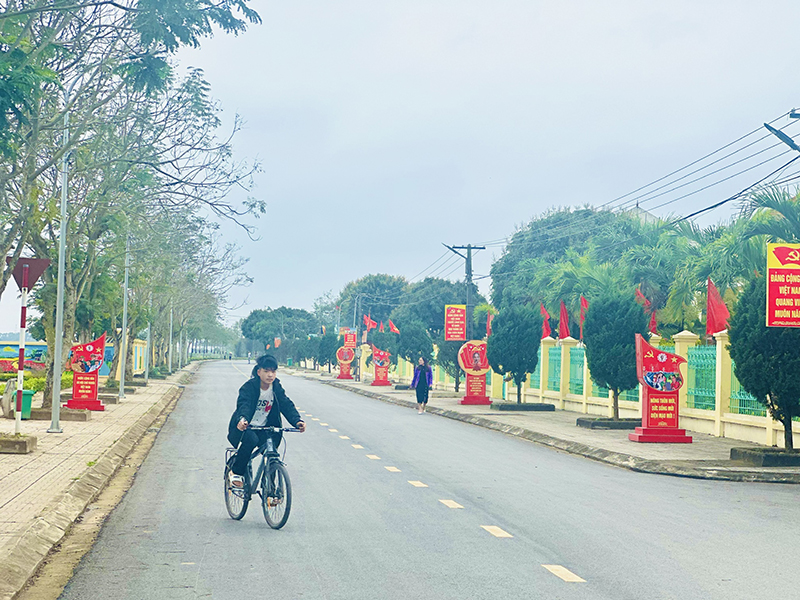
[767,243,800,327]
[66,333,107,411]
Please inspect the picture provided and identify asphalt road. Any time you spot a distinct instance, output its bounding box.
[60,361,799,599]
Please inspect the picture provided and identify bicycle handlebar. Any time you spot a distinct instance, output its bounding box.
[248,425,302,433]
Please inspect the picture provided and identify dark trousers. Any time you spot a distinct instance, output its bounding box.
[415,386,429,404]
[227,426,282,476]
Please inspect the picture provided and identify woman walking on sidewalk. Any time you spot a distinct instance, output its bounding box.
[411,357,433,414]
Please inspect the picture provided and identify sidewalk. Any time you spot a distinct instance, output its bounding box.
[289,370,800,484]
[0,364,196,600]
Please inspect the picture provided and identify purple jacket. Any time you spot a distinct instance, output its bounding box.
[411,365,433,389]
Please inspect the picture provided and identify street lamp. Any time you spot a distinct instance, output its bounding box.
[49,79,80,434]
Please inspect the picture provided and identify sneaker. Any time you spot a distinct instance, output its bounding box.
[229,472,244,489]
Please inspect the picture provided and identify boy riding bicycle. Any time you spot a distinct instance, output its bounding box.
[227,355,306,489]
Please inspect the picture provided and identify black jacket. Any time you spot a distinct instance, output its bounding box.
[228,377,303,431]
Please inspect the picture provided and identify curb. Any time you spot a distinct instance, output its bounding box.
[314,378,800,485]
[0,382,186,600]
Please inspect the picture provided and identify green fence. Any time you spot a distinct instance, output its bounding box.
[730,361,766,417]
[569,347,584,395]
[687,346,716,410]
[621,386,640,403]
[530,359,541,389]
[547,346,561,392]
[592,380,609,398]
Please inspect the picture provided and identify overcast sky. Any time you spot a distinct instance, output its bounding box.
[4,0,800,331]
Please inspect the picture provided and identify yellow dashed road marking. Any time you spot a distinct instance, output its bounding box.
[385,466,401,472]
[481,526,513,538]
[311,418,319,421]
[328,428,338,432]
[305,414,312,417]
[408,480,428,488]
[181,562,196,565]
[339,435,350,439]
[439,499,463,509]
[366,454,381,460]
[320,423,329,426]
[542,565,586,583]
[352,444,364,449]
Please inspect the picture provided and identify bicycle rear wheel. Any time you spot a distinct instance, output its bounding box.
[262,462,291,529]
[224,458,249,520]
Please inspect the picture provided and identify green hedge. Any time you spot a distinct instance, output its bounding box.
[0,371,72,392]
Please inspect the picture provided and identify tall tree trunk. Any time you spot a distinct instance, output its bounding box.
[516,379,522,404]
[783,412,794,451]
[611,388,620,420]
[454,371,460,393]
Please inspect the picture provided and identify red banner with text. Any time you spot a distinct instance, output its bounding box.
[767,243,800,327]
[444,305,467,341]
[66,334,107,411]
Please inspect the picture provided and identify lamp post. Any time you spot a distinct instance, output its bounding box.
[118,235,130,401]
[49,80,80,434]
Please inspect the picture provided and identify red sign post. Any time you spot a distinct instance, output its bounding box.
[371,347,392,386]
[629,334,692,443]
[457,340,491,405]
[65,334,107,411]
[766,243,800,327]
[444,305,467,341]
[7,257,50,433]
[336,346,355,380]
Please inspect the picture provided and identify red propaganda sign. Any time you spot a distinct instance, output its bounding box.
[457,340,491,376]
[370,347,392,387]
[629,334,691,443]
[444,305,467,341]
[65,333,106,411]
[336,346,355,364]
[336,347,355,380]
[767,243,800,327]
[458,340,491,405]
[343,332,357,348]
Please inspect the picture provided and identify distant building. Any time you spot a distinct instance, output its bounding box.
[623,205,661,225]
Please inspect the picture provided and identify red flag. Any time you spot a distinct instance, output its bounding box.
[649,311,658,335]
[636,334,687,390]
[771,246,800,266]
[559,300,571,339]
[540,303,551,339]
[579,295,589,341]
[379,321,385,333]
[486,312,494,338]
[388,319,400,334]
[363,314,377,332]
[635,287,652,310]
[706,278,731,335]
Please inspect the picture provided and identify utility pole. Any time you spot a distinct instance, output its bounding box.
[119,235,130,401]
[444,243,486,340]
[168,307,173,373]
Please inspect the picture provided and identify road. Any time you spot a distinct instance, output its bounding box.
[59,361,799,599]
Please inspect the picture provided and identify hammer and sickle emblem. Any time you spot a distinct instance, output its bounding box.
[789,249,800,263]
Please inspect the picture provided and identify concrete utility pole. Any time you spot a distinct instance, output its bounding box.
[168,308,173,373]
[119,235,130,401]
[444,243,486,341]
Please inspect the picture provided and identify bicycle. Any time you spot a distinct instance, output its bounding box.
[224,425,300,529]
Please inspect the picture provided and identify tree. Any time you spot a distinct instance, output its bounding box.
[729,275,799,451]
[336,274,408,327]
[367,330,398,367]
[316,332,339,372]
[583,293,648,420]
[486,304,542,403]
[396,320,433,364]
[433,336,464,392]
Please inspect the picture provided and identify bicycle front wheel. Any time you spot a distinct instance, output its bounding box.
[224,459,249,520]
[262,462,292,529]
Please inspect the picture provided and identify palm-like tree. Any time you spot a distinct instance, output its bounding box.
[740,186,800,242]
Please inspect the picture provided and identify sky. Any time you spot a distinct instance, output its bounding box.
[4,0,800,331]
